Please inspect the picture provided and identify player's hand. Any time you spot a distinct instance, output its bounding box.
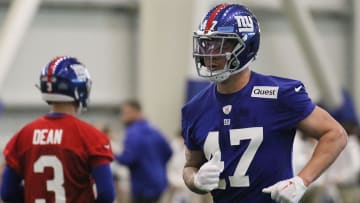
[193,151,224,192]
[262,176,307,203]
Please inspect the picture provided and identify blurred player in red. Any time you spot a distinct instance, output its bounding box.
[0,56,115,203]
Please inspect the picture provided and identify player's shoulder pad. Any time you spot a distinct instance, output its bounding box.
[253,72,301,87]
[269,75,303,90]
[72,117,105,136]
[18,117,48,135]
[182,83,214,115]
[252,72,307,100]
[256,72,303,90]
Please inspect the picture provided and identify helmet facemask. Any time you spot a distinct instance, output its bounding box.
[193,33,246,83]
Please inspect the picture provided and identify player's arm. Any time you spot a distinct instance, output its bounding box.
[263,106,347,203]
[0,166,24,203]
[115,132,140,166]
[183,148,208,194]
[90,157,115,203]
[84,127,116,203]
[161,136,173,163]
[296,106,347,186]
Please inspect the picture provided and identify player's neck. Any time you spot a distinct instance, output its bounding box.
[50,102,77,116]
[216,68,251,94]
[133,114,144,122]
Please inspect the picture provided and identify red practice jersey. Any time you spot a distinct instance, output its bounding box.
[3,114,114,203]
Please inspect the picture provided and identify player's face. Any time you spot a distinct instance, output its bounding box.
[200,38,237,71]
[120,104,138,126]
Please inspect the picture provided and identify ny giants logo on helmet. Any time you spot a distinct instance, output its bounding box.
[235,16,254,32]
[71,64,90,82]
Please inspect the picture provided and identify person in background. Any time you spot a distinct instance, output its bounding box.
[116,100,173,203]
[0,56,115,203]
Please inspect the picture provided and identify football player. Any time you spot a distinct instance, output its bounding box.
[1,56,115,203]
[182,4,348,203]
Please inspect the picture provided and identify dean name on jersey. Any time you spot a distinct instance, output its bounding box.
[33,129,63,145]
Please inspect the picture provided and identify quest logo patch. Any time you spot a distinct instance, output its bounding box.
[251,86,279,99]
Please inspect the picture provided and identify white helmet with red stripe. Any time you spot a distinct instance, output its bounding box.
[39,56,92,110]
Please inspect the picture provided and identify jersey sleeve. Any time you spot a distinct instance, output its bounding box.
[3,132,22,175]
[278,80,316,127]
[158,134,173,163]
[181,107,202,151]
[116,130,141,166]
[83,127,114,168]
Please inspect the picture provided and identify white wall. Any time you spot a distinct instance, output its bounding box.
[0,6,137,107]
[137,0,193,137]
[213,0,349,13]
[354,0,360,118]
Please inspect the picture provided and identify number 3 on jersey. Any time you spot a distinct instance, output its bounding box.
[203,127,263,189]
[34,155,66,203]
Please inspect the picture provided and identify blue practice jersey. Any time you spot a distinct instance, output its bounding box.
[116,119,172,198]
[181,71,315,203]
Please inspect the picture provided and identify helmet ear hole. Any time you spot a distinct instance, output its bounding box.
[248,42,254,52]
[246,43,254,58]
[58,81,69,91]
